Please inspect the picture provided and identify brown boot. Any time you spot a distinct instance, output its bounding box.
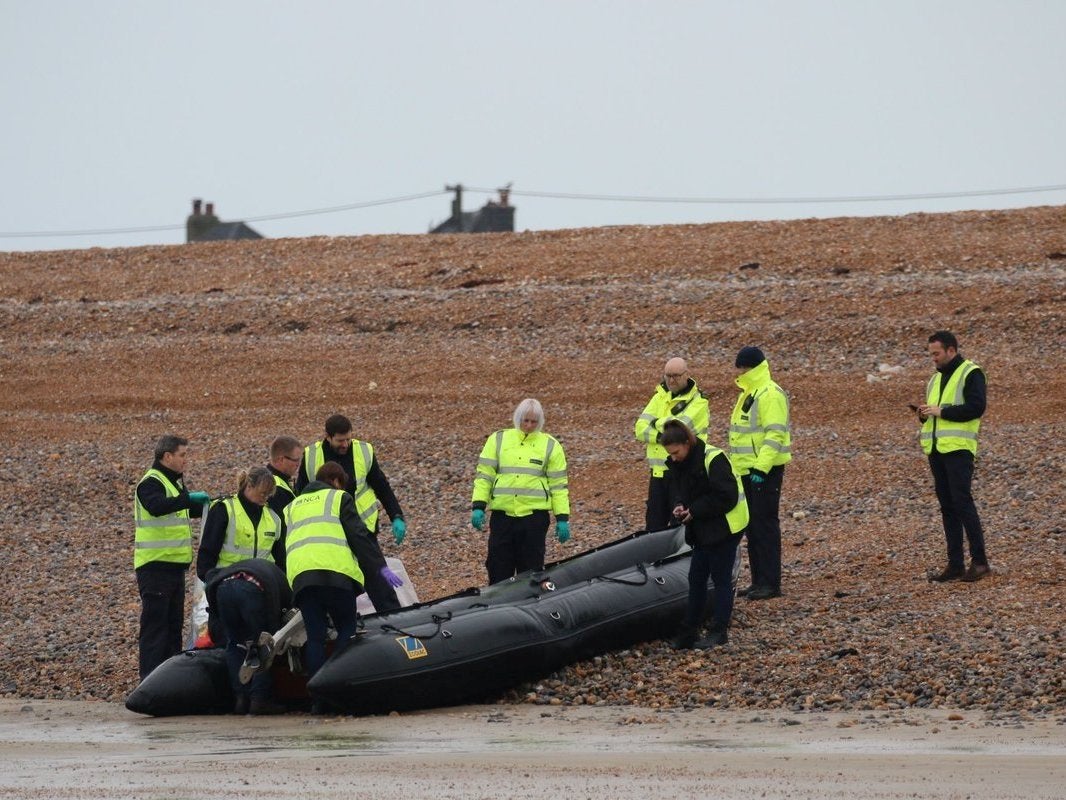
[961,563,991,582]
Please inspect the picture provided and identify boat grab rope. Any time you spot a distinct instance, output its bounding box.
[589,562,651,587]
[377,611,454,641]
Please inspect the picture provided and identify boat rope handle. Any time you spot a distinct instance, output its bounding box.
[591,562,650,587]
[378,611,454,641]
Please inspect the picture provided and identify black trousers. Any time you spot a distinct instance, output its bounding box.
[216,577,272,699]
[645,475,674,532]
[742,466,785,592]
[486,509,549,584]
[684,534,742,629]
[361,528,401,613]
[136,567,186,680]
[928,450,987,569]
[296,584,359,678]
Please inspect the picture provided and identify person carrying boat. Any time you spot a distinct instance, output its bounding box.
[470,398,571,584]
[133,434,208,679]
[634,356,710,532]
[295,413,406,612]
[661,420,748,649]
[285,461,386,684]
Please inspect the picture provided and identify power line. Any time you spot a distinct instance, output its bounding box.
[0,189,449,239]
[465,183,1066,204]
[3,182,1064,239]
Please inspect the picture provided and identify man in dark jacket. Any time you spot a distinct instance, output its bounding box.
[204,558,292,715]
[661,421,748,650]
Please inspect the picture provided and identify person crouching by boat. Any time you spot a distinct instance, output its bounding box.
[470,398,571,584]
[661,420,749,650]
[285,462,386,684]
[204,557,292,715]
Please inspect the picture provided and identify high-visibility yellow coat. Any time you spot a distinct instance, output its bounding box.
[634,381,709,478]
[728,360,792,475]
[303,440,382,530]
[704,445,750,535]
[471,429,570,517]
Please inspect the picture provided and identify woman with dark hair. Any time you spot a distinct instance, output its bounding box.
[661,420,749,649]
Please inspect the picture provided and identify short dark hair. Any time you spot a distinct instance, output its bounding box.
[660,419,696,448]
[316,461,349,486]
[154,434,188,461]
[269,435,301,459]
[928,330,959,351]
[324,414,352,437]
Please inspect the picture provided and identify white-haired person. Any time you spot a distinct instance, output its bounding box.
[470,398,571,583]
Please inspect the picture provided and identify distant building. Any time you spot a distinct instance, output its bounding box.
[185,199,262,242]
[430,185,515,233]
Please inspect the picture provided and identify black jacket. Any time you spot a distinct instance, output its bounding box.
[267,464,297,518]
[204,558,293,634]
[665,439,739,547]
[935,354,987,422]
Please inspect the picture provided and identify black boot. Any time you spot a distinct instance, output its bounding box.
[693,625,728,649]
[669,624,698,650]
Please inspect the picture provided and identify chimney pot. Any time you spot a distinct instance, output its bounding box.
[192,198,202,216]
[205,202,215,217]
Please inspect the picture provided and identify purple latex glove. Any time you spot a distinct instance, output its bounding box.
[380,565,403,588]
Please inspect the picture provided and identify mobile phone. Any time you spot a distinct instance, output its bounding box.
[908,403,920,412]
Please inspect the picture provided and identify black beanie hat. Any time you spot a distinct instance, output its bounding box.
[735,346,765,368]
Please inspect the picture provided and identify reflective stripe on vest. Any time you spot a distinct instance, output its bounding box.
[304,440,381,530]
[920,360,982,455]
[216,496,281,569]
[704,447,749,535]
[133,468,192,568]
[283,488,365,587]
[471,428,569,516]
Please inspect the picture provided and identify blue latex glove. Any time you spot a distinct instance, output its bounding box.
[188,491,210,505]
[471,508,485,531]
[749,471,766,485]
[391,518,406,545]
[555,520,571,543]
[380,565,403,588]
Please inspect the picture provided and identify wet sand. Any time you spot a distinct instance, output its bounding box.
[1,700,1062,799]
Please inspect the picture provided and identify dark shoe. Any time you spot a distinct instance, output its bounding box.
[249,697,287,716]
[693,627,728,649]
[929,565,964,583]
[961,563,991,583]
[737,585,754,598]
[669,625,697,650]
[233,694,250,715]
[747,586,781,600]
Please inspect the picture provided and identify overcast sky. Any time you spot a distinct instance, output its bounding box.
[2,1,1064,253]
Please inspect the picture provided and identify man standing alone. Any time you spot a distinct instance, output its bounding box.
[729,347,791,600]
[919,331,991,583]
[634,357,709,532]
[133,434,208,679]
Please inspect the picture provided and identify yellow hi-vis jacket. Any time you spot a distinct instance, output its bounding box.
[705,445,750,535]
[303,440,381,531]
[728,360,792,475]
[920,359,982,456]
[133,468,193,569]
[634,381,710,478]
[283,488,365,588]
[215,495,282,569]
[472,429,570,517]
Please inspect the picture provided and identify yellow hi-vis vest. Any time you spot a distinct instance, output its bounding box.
[133,468,193,568]
[920,359,982,456]
[704,446,750,535]
[634,382,710,478]
[728,361,792,475]
[215,495,282,569]
[472,428,570,517]
[283,488,365,588]
[303,440,381,530]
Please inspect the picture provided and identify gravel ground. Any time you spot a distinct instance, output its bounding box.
[0,205,1063,719]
